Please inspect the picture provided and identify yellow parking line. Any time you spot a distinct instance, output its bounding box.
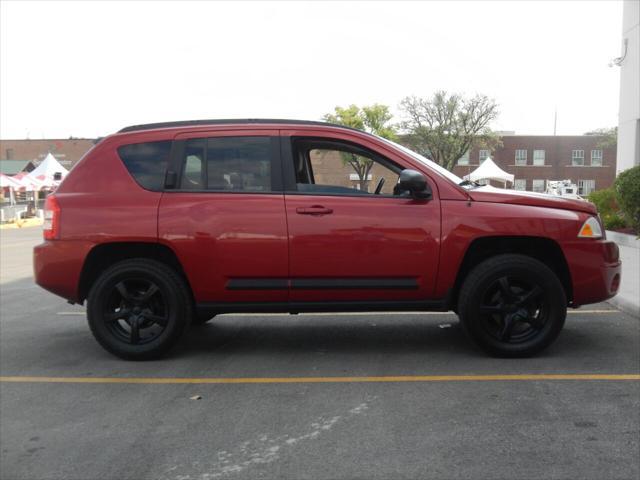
[1,374,638,385]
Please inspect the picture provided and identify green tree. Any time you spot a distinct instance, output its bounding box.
[323,104,397,191]
[584,127,617,149]
[615,165,640,235]
[399,91,500,171]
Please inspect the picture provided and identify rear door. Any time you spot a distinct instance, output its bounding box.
[158,129,289,304]
[281,130,441,304]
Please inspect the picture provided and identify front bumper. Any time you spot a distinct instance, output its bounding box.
[562,239,621,307]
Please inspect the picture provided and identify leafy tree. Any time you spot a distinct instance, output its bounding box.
[588,188,626,230]
[584,127,617,149]
[399,91,500,171]
[615,165,640,235]
[323,104,397,191]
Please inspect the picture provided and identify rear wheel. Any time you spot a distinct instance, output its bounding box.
[87,259,192,360]
[458,254,566,357]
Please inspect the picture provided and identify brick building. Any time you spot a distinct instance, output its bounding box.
[0,138,95,174]
[451,135,616,196]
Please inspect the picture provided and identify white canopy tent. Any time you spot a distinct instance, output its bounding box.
[0,174,22,205]
[0,173,22,189]
[12,173,45,191]
[25,153,69,189]
[463,157,514,187]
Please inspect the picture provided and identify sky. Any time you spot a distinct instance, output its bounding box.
[0,0,625,139]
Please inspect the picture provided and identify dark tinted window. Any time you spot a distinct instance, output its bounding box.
[118,141,172,191]
[178,137,272,192]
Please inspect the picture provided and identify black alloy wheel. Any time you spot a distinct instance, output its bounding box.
[103,278,169,345]
[478,275,546,344]
[458,254,567,357]
[87,259,192,360]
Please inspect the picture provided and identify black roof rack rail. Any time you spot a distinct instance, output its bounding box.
[117,118,364,134]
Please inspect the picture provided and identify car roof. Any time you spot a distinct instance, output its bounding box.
[118,119,364,134]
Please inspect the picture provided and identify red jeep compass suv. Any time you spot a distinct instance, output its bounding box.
[33,119,621,360]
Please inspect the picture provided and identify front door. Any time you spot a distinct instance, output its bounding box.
[282,133,441,304]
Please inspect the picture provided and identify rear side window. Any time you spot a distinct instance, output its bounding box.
[179,136,272,192]
[118,141,172,191]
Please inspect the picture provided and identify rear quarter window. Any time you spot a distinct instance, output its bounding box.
[117,141,172,191]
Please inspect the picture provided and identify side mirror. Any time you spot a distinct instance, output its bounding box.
[398,169,432,199]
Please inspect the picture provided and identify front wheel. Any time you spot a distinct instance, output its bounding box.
[87,259,192,360]
[458,254,566,357]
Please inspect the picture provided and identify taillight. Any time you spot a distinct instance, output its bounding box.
[43,195,60,240]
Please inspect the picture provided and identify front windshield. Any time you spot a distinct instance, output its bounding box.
[378,137,465,185]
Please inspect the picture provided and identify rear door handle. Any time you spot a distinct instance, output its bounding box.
[296,206,333,215]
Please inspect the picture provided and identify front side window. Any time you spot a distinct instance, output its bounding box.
[533,149,545,166]
[292,139,401,196]
[479,149,490,164]
[532,179,545,193]
[514,179,527,191]
[179,136,272,192]
[591,149,603,166]
[572,150,584,166]
[118,140,172,191]
[515,149,527,166]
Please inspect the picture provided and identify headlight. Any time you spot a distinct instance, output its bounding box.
[578,216,603,238]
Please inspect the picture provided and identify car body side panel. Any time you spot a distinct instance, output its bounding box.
[54,135,167,243]
[436,200,612,301]
[284,194,441,301]
[33,240,95,302]
[35,133,176,301]
[158,193,289,303]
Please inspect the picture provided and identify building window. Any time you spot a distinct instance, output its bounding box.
[533,149,545,166]
[532,179,546,193]
[514,179,527,191]
[515,149,527,166]
[578,180,595,196]
[591,149,603,167]
[457,151,470,165]
[572,150,584,166]
[479,150,490,164]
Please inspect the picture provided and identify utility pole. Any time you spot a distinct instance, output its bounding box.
[553,108,557,136]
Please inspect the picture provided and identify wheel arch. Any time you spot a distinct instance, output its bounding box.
[452,236,573,310]
[77,242,193,304]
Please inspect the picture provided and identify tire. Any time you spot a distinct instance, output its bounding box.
[458,254,566,358]
[87,259,192,360]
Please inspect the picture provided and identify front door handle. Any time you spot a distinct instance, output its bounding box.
[296,205,333,215]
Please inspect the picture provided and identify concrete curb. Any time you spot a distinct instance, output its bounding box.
[606,230,639,248]
[606,230,639,318]
[608,295,640,319]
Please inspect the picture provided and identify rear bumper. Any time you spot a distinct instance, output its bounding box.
[563,240,621,307]
[33,240,93,303]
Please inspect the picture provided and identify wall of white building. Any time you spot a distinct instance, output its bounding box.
[616,0,640,174]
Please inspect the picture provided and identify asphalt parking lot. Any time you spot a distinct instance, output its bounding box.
[1,227,639,480]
